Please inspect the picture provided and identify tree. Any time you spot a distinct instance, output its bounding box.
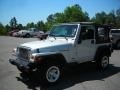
[64,4,89,22]
[91,9,120,28]
[92,12,107,24]
[106,10,116,26]
[5,24,10,32]
[116,8,120,28]
[26,22,35,29]
[17,24,23,30]
[0,23,7,35]
[10,17,17,30]
[46,4,90,30]
[36,21,46,31]
[47,14,54,23]
[84,12,90,21]
[116,8,120,17]
[46,13,66,30]
[54,13,66,23]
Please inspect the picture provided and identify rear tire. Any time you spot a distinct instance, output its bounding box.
[116,40,120,49]
[96,53,109,71]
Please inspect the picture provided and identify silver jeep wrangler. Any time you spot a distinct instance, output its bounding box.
[9,22,113,84]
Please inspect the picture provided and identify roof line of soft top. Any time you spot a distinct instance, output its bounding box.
[54,22,94,25]
[52,22,112,29]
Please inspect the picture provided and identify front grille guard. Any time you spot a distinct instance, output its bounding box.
[17,47,31,61]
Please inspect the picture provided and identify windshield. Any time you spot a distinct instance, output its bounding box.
[49,25,78,37]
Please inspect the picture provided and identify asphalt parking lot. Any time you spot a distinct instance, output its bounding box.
[0,36,120,90]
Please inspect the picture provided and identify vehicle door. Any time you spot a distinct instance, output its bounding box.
[33,29,39,36]
[76,25,96,63]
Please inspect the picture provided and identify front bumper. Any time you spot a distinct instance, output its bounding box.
[9,59,36,72]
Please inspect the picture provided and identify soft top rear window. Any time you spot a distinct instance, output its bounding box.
[111,30,120,33]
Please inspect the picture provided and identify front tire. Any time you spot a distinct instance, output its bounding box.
[17,67,26,73]
[46,66,60,83]
[39,63,62,85]
[25,33,30,38]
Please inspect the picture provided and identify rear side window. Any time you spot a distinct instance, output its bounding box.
[111,30,120,33]
[96,27,110,43]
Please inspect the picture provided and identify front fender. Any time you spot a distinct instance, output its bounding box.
[32,52,67,65]
[32,51,59,57]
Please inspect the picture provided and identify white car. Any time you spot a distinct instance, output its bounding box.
[18,28,40,37]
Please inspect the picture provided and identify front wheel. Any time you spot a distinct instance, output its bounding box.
[25,33,30,38]
[17,67,26,73]
[96,54,109,70]
[39,63,62,85]
[46,66,60,83]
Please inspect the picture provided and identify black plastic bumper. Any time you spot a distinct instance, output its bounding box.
[9,59,36,72]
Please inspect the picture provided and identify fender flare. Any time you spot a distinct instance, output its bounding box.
[94,45,111,61]
[37,52,67,66]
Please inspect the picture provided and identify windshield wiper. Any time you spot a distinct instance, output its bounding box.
[64,35,68,41]
[60,35,68,41]
[50,34,56,40]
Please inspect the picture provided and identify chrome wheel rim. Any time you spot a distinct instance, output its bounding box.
[101,56,109,68]
[46,66,60,83]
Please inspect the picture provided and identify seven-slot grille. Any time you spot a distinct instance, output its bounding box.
[18,47,30,60]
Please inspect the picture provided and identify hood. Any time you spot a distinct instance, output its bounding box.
[18,30,31,33]
[20,39,73,52]
[19,30,27,32]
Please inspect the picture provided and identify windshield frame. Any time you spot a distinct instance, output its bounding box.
[49,24,79,38]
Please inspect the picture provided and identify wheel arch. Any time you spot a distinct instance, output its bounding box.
[94,45,111,61]
[41,53,67,66]
[116,39,120,45]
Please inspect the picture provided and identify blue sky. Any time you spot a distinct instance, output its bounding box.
[0,0,120,25]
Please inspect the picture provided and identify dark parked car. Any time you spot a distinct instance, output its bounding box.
[110,29,120,49]
[12,31,19,37]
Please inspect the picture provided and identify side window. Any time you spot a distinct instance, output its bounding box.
[96,27,110,43]
[34,29,37,32]
[80,26,94,40]
[33,29,38,32]
[111,30,120,33]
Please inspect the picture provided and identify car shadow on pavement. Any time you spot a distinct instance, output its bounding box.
[16,62,120,90]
